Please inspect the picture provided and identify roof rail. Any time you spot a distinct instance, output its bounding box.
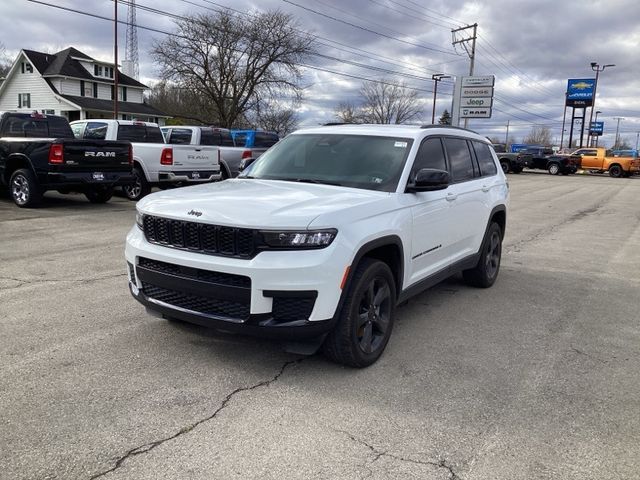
[322,122,357,126]
[420,124,478,134]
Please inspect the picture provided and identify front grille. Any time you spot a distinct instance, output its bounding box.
[143,215,257,258]
[272,297,316,322]
[142,283,250,320]
[138,257,250,288]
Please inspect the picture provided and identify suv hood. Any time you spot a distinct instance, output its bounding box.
[137,179,390,229]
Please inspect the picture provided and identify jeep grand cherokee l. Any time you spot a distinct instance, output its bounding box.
[125,124,509,367]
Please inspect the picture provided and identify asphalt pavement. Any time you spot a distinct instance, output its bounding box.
[1,173,639,480]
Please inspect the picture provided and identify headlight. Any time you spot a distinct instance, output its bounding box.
[136,211,144,230]
[261,229,337,249]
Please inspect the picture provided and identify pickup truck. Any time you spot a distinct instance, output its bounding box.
[570,147,640,178]
[518,146,579,175]
[161,126,267,178]
[0,112,133,207]
[71,120,221,200]
[491,144,525,174]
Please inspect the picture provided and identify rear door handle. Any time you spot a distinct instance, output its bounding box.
[482,185,491,192]
[446,193,458,202]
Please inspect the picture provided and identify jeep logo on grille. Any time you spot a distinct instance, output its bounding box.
[85,151,116,157]
[187,210,202,217]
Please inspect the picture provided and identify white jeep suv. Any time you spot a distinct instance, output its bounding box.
[125,124,508,367]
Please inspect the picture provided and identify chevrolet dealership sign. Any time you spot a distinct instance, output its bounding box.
[566,78,595,107]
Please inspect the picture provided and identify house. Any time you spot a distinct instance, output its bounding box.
[0,47,168,124]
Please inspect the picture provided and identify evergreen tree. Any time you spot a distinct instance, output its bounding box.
[438,109,452,125]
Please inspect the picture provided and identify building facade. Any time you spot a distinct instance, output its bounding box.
[0,47,168,124]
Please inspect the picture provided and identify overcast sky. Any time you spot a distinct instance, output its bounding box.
[1,0,639,146]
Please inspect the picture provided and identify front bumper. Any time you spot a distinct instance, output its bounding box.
[125,226,349,338]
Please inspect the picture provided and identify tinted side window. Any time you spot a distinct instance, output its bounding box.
[84,122,108,140]
[117,124,148,142]
[167,128,192,144]
[220,130,235,147]
[233,132,248,147]
[200,128,220,146]
[146,126,165,143]
[473,142,498,177]
[48,117,74,138]
[444,137,474,182]
[255,132,279,147]
[410,137,446,179]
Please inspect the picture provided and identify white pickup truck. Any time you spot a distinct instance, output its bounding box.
[161,126,269,178]
[70,120,221,200]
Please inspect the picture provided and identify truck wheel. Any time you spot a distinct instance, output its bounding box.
[85,186,114,204]
[123,167,151,201]
[548,163,560,175]
[463,222,502,288]
[500,160,510,174]
[323,258,396,368]
[609,164,623,178]
[10,169,42,208]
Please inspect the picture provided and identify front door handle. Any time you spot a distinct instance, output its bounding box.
[482,185,490,192]
[446,193,458,202]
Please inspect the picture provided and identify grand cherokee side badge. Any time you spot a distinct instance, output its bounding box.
[187,210,202,217]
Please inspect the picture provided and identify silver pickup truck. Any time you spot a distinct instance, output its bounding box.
[71,120,221,200]
[161,126,270,178]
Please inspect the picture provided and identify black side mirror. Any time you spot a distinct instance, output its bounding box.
[406,168,450,192]
[238,157,256,172]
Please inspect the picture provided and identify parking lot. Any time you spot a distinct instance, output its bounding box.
[1,173,639,480]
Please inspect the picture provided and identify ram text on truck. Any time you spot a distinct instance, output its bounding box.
[0,112,133,207]
[71,120,221,200]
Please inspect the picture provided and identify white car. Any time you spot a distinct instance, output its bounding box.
[125,124,509,367]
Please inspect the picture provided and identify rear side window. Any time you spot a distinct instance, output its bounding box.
[444,137,475,182]
[1,115,73,138]
[84,122,108,140]
[117,124,164,143]
[167,128,192,144]
[48,116,74,138]
[254,132,279,147]
[472,142,498,177]
[410,137,446,179]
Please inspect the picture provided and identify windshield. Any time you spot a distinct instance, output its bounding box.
[241,133,413,192]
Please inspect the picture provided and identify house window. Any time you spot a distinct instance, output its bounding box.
[94,65,103,77]
[109,67,114,78]
[41,109,55,115]
[110,85,115,100]
[93,82,98,98]
[18,93,31,108]
[21,62,33,74]
[84,82,92,97]
[80,81,85,97]
[119,87,127,102]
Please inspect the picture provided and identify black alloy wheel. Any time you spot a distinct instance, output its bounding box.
[609,165,623,178]
[463,222,502,288]
[323,258,397,368]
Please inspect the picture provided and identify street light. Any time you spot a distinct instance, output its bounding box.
[594,110,602,146]
[587,62,615,147]
[613,117,624,149]
[431,73,451,124]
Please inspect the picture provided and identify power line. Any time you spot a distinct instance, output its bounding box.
[366,0,457,29]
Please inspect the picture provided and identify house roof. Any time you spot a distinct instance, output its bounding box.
[23,47,147,88]
[59,94,168,117]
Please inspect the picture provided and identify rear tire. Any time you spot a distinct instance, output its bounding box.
[500,160,510,174]
[323,258,397,368]
[609,164,623,178]
[123,167,151,201]
[10,168,42,208]
[85,186,113,203]
[463,222,502,288]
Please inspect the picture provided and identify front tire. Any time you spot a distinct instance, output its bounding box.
[323,258,397,368]
[500,160,510,174]
[548,162,560,175]
[85,186,113,203]
[463,222,502,288]
[123,167,151,201]
[10,169,42,208]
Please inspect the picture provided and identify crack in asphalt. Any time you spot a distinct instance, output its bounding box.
[88,358,302,480]
[0,273,126,290]
[338,430,461,479]
[570,345,608,364]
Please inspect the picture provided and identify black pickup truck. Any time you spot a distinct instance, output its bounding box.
[518,146,579,175]
[0,112,134,207]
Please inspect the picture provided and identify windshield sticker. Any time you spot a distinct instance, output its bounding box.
[394,141,408,148]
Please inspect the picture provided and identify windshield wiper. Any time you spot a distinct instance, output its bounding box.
[285,178,343,186]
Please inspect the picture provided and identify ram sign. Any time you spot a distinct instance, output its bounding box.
[566,78,595,107]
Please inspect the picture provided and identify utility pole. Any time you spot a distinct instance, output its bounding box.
[560,92,567,149]
[636,132,639,151]
[431,74,451,124]
[613,117,624,149]
[113,0,119,120]
[451,23,477,128]
[505,120,510,146]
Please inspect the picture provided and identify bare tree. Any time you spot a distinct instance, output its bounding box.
[147,81,211,124]
[151,11,315,128]
[523,126,552,145]
[334,101,364,124]
[254,104,299,136]
[360,80,422,124]
[0,43,11,78]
